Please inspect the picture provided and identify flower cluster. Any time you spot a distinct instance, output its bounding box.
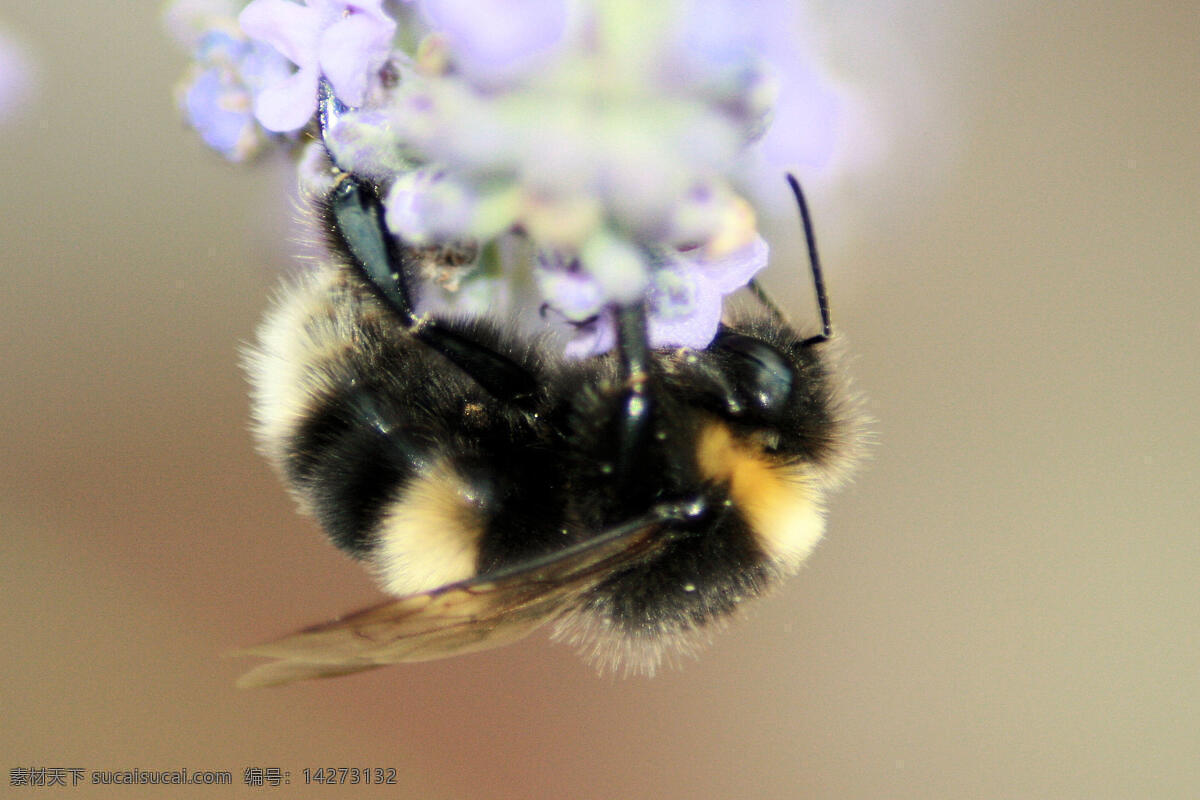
[166,0,840,354]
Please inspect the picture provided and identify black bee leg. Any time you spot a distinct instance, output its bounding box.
[746,279,788,327]
[324,169,541,404]
[414,322,541,406]
[317,79,419,322]
[315,81,541,408]
[612,302,653,490]
[328,176,418,321]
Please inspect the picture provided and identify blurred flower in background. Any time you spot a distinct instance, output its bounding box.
[0,23,37,126]
[166,0,293,160]
[165,0,846,354]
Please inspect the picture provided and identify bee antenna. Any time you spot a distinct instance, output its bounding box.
[786,174,832,346]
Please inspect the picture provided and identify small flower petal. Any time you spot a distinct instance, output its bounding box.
[325,109,416,179]
[238,0,319,68]
[418,0,568,83]
[701,193,758,258]
[418,273,509,318]
[648,266,723,350]
[385,168,479,244]
[183,67,258,159]
[697,234,768,292]
[759,62,839,168]
[318,11,396,106]
[534,252,606,321]
[562,309,617,360]
[238,0,397,132]
[252,64,319,131]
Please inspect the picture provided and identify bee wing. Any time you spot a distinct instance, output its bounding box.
[234,512,673,688]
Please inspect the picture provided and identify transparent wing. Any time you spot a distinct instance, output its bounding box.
[233,510,679,688]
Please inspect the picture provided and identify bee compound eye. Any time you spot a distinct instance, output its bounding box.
[712,332,794,419]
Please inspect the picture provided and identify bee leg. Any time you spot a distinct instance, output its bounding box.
[326,171,543,406]
[612,302,653,491]
[316,81,542,408]
[327,175,417,320]
[746,279,788,328]
[414,323,541,407]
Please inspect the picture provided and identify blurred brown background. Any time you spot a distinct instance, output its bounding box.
[2,2,1196,798]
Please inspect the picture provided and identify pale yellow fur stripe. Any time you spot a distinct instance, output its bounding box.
[373,461,486,596]
[695,422,825,571]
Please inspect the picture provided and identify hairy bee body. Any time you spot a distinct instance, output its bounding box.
[248,256,582,597]
[236,119,860,684]
[246,248,857,678]
[562,315,857,665]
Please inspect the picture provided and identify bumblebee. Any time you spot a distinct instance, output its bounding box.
[236,86,861,687]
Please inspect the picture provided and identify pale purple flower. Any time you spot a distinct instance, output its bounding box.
[646,235,768,348]
[663,180,731,248]
[534,251,606,322]
[672,0,839,168]
[561,310,617,360]
[385,167,471,244]
[757,58,839,170]
[545,235,768,358]
[178,29,292,161]
[183,63,257,159]
[238,0,396,132]
[323,108,418,180]
[163,0,837,356]
[384,167,519,244]
[417,0,569,86]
